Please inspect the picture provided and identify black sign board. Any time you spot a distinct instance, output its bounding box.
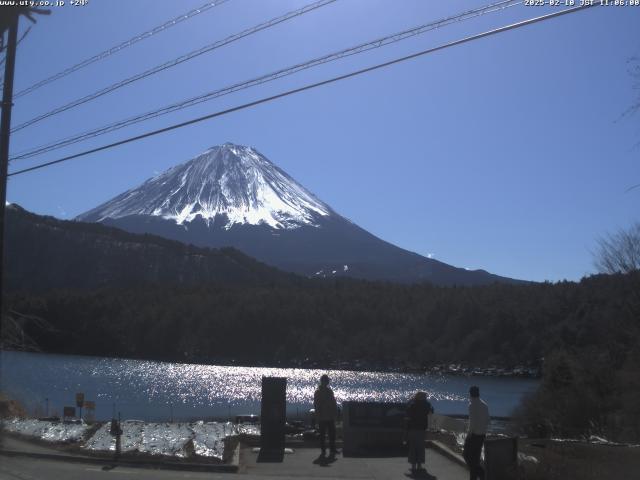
[345,401,406,429]
[259,376,287,462]
[63,406,76,418]
[75,393,84,408]
[342,401,408,456]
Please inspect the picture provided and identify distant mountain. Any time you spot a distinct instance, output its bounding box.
[77,143,523,286]
[5,204,296,292]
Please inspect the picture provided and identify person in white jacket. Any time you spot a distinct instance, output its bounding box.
[463,385,489,480]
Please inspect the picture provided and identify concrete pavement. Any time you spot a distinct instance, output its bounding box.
[1,434,469,479]
[242,446,468,479]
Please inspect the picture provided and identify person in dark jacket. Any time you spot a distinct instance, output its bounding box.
[313,374,338,457]
[405,391,434,473]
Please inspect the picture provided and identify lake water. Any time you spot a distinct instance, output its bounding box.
[0,351,538,421]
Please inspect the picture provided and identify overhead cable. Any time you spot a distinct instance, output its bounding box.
[10,0,337,132]
[8,3,597,178]
[13,0,231,98]
[11,0,520,161]
[0,26,31,84]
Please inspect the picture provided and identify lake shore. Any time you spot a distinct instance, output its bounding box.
[1,350,539,421]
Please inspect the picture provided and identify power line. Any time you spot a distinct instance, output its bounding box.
[12,0,231,99]
[8,3,597,178]
[11,0,522,162]
[10,0,337,133]
[0,26,31,84]
[0,25,31,54]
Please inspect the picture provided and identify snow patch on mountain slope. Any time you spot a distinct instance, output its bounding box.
[77,143,331,230]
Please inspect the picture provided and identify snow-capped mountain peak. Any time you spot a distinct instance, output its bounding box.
[75,142,523,286]
[77,143,332,230]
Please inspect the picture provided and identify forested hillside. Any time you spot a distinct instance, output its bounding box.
[5,204,298,291]
[6,272,638,371]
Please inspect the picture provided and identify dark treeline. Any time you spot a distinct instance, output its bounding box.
[5,271,640,441]
[8,274,640,368]
[6,272,639,367]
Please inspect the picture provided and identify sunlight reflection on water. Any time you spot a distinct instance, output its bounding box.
[1,351,538,421]
[95,359,466,405]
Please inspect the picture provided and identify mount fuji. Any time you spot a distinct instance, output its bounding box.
[77,143,520,285]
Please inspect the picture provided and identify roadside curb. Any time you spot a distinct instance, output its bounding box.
[0,449,239,473]
[426,440,467,469]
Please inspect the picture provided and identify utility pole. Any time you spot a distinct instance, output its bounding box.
[0,12,19,333]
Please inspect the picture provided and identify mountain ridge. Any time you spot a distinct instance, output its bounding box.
[5,203,298,292]
[76,143,525,286]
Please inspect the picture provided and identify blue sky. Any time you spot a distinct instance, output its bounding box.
[5,0,640,282]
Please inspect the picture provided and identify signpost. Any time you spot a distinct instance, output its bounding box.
[110,417,123,460]
[76,393,84,420]
[84,400,95,422]
[63,406,76,420]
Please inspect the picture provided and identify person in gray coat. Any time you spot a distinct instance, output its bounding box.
[313,374,338,457]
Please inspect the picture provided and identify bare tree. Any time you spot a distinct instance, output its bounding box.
[621,55,640,193]
[628,55,640,118]
[595,222,640,274]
